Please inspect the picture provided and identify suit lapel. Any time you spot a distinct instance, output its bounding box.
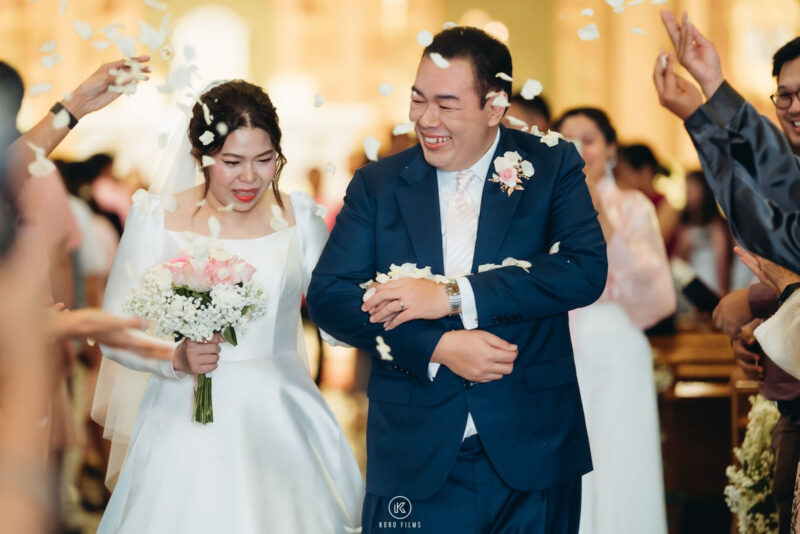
[472,126,527,271]
[395,150,445,275]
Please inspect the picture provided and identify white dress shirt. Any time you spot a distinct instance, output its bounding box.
[428,128,500,440]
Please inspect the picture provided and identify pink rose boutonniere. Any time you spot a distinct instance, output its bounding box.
[489,151,534,196]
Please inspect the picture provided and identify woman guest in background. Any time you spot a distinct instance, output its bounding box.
[555,108,676,534]
[615,143,680,255]
[94,80,363,533]
[673,170,733,295]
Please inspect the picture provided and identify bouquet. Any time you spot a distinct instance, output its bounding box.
[724,394,780,533]
[124,247,268,424]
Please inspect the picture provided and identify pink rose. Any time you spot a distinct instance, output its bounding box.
[231,259,256,284]
[164,254,193,286]
[185,259,212,292]
[498,166,518,187]
[205,258,237,286]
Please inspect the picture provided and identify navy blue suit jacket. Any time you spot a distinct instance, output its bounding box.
[307,125,607,500]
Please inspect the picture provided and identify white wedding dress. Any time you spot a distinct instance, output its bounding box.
[95,191,364,533]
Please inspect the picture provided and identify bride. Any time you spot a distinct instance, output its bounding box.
[93,80,364,533]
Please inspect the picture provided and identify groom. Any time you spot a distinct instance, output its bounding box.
[307,27,607,533]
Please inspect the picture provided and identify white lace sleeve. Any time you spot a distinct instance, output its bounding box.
[290,192,344,346]
[99,191,183,379]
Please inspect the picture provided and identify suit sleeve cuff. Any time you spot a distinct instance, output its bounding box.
[456,277,479,330]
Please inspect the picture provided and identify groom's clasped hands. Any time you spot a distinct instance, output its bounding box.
[362,278,518,383]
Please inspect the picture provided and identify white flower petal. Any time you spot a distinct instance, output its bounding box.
[660,52,668,70]
[26,142,55,177]
[184,44,196,61]
[52,108,70,129]
[549,241,560,254]
[378,83,394,96]
[505,115,527,128]
[578,23,600,41]
[491,94,510,108]
[99,25,138,58]
[520,160,535,177]
[162,195,178,213]
[362,287,376,303]
[442,21,457,30]
[521,79,543,100]
[29,83,52,96]
[486,90,498,99]
[323,161,336,175]
[651,0,667,4]
[376,336,393,361]
[540,130,564,147]
[73,20,93,40]
[429,52,450,68]
[606,0,625,7]
[137,14,171,51]
[495,72,513,82]
[41,53,62,70]
[629,0,644,4]
[314,203,327,218]
[215,122,229,136]
[217,203,234,212]
[580,8,594,16]
[364,136,380,162]
[208,215,221,239]
[59,0,67,15]
[313,93,325,107]
[417,30,433,47]
[201,102,213,125]
[91,40,110,50]
[392,122,415,136]
[159,45,174,60]
[630,27,646,36]
[613,6,626,13]
[144,0,168,9]
[196,198,207,207]
[201,155,216,167]
[109,83,137,95]
[199,130,215,146]
[39,40,57,53]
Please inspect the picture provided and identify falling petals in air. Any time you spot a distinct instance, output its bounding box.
[202,102,213,125]
[199,130,215,146]
[580,8,594,16]
[217,203,234,212]
[109,58,147,94]
[26,142,56,177]
[417,30,433,47]
[52,108,70,129]
[521,79,543,100]
[491,94,510,108]
[505,115,527,129]
[160,45,174,60]
[378,83,394,96]
[392,122,415,136]
[630,28,646,36]
[60,0,67,15]
[376,336,393,361]
[660,52,668,70]
[39,40,57,53]
[430,52,449,68]
[442,21,457,30]
[606,0,625,8]
[41,54,62,69]
[29,83,52,96]
[364,136,380,162]
[184,44,196,61]
[196,198,207,207]
[629,0,644,5]
[578,23,600,41]
[215,122,229,136]
[314,202,328,219]
[323,161,336,175]
[144,0,168,9]
[100,25,138,57]
[651,0,667,4]
[201,155,216,167]
[549,241,560,254]
[540,130,564,147]
[495,72,513,82]
[270,204,289,231]
[486,90,498,99]
[92,40,110,50]
[208,216,221,239]
[137,14,172,51]
[313,93,325,107]
[162,195,178,213]
[73,20,92,40]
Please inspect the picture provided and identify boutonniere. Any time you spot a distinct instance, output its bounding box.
[489,151,534,196]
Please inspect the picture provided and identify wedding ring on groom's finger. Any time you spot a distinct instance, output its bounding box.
[399,300,405,310]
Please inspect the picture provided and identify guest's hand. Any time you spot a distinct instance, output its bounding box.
[660,10,724,98]
[67,56,151,120]
[733,319,765,381]
[734,246,800,296]
[431,330,518,383]
[652,50,704,120]
[361,279,450,330]
[172,334,224,375]
[712,288,754,337]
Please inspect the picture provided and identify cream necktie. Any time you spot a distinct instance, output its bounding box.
[445,170,479,276]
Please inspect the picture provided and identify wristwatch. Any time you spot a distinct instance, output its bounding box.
[50,102,79,129]
[778,282,800,306]
[444,281,461,316]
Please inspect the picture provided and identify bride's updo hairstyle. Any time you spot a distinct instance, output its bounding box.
[188,80,287,208]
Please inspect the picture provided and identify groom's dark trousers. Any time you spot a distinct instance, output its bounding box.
[307,125,606,533]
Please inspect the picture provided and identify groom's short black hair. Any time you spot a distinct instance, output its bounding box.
[773,37,800,77]
[424,26,512,106]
